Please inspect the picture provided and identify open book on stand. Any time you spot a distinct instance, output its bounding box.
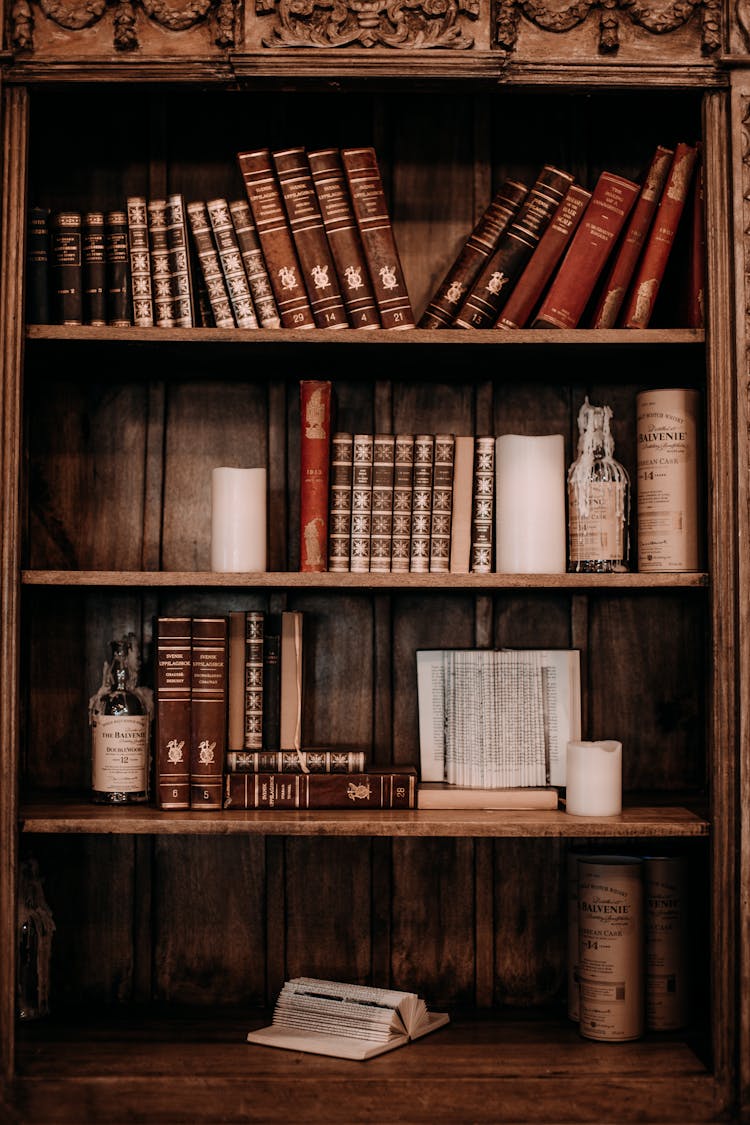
[246,977,449,1060]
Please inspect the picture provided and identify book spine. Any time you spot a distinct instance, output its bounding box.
[82,210,107,327]
[190,615,228,809]
[147,199,175,328]
[533,172,640,330]
[419,179,529,329]
[686,149,705,329]
[237,149,315,329]
[328,431,354,573]
[154,616,192,810]
[391,434,414,573]
[26,206,50,325]
[262,624,281,751]
[206,197,259,329]
[227,610,247,752]
[341,147,415,330]
[50,210,83,325]
[621,143,698,329]
[370,433,396,573]
[495,184,591,330]
[590,145,674,329]
[449,435,474,574]
[126,196,155,328]
[165,193,195,328]
[105,209,131,327]
[272,147,349,330]
[453,165,575,329]
[280,610,303,752]
[308,147,380,329]
[186,200,236,329]
[224,770,416,809]
[227,199,282,329]
[244,610,265,751]
[350,433,374,573]
[430,433,455,573]
[300,380,332,572]
[471,436,495,573]
[226,749,367,773]
[410,434,435,573]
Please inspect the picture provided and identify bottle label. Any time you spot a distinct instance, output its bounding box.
[636,389,699,571]
[568,481,624,563]
[92,713,149,793]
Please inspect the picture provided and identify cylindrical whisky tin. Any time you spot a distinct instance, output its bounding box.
[645,856,689,1030]
[636,388,700,572]
[578,855,644,1042]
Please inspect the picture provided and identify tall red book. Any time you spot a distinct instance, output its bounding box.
[590,144,674,329]
[532,171,640,330]
[154,616,191,810]
[620,143,698,329]
[341,147,415,329]
[300,380,332,572]
[190,616,228,809]
[237,148,315,329]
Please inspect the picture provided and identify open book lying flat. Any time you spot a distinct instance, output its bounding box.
[246,976,450,1061]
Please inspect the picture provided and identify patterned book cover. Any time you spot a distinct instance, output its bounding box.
[226,749,367,773]
[228,199,281,329]
[105,209,131,327]
[391,434,414,573]
[154,616,192,810]
[350,433,374,574]
[126,196,154,328]
[186,200,236,329]
[471,436,495,573]
[148,199,175,328]
[224,768,417,809]
[82,211,107,327]
[190,615,228,809]
[300,380,332,572]
[429,434,455,573]
[244,610,265,751]
[206,197,259,329]
[165,193,195,328]
[50,210,83,325]
[410,434,435,574]
[328,431,354,573]
[370,433,396,573]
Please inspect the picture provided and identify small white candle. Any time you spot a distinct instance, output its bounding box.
[495,434,566,573]
[210,467,267,572]
[566,740,622,816]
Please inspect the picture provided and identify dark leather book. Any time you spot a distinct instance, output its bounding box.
[308,147,380,329]
[105,209,131,327]
[237,148,315,329]
[26,206,50,325]
[419,179,529,329]
[341,147,415,330]
[328,431,354,574]
[300,380,332,572]
[262,615,282,752]
[244,609,265,751]
[126,196,154,328]
[224,767,417,809]
[147,198,175,327]
[410,434,434,573]
[206,197,259,329]
[165,193,195,328]
[154,616,191,810]
[453,165,575,329]
[50,209,83,325]
[82,211,107,326]
[429,433,455,574]
[186,200,236,329]
[272,148,348,330]
[227,199,281,329]
[350,433,374,574]
[190,615,228,809]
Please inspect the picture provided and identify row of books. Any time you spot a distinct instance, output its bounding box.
[419,142,703,332]
[27,145,415,332]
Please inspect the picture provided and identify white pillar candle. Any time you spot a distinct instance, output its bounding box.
[495,434,566,573]
[210,467,267,572]
[565,740,622,816]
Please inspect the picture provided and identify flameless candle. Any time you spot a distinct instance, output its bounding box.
[210,467,267,572]
[565,739,622,816]
[495,434,566,573]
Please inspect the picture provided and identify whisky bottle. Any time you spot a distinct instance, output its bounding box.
[90,634,151,803]
[567,396,630,573]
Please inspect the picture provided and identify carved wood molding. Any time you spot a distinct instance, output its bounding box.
[11,0,236,51]
[257,0,480,49]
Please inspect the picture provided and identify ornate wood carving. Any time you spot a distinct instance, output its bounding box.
[257,0,479,49]
[11,0,236,51]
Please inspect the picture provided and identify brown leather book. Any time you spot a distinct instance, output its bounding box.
[350,433,374,573]
[533,171,640,330]
[495,184,591,330]
[226,748,367,773]
[620,143,698,329]
[370,433,396,574]
[206,197,259,329]
[272,148,348,329]
[26,206,51,325]
[227,199,281,329]
[82,211,107,327]
[590,145,674,329]
[453,165,574,329]
[308,147,380,329]
[328,431,354,574]
[419,179,528,329]
[147,198,175,328]
[237,148,315,329]
[126,196,154,328]
[164,193,195,328]
[154,616,191,810]
[341,147,415,330]
[300,380,332,572]
[50,209,83,325]
[224,767,417,809]
[429,434,455,574]
[186,200,236,329]
[410,434,434,574]
[105,209,131,327]
[190,615,228,809]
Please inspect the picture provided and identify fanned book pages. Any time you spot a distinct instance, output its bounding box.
[247,977,449,1061]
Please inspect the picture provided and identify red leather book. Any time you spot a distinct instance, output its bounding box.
[532,171,640,330]
[341,147,415,329]
[223,767,417,809]
[453,165,574,329]
[590,145,674,329]
[308,147,380,329]
[190,615,228,809]
[300,380,332,572]
[154,616,191,810]
[237,148,315,329]
[419,179,528,329]
[620,143,698,329]
[495,184,591,330]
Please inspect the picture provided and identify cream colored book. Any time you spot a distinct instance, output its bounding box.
[418,783,558,810]
[247,977,449,1061]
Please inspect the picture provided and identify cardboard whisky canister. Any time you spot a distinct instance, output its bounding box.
[645,856,689,1030]
[636,388,700,572]
[578,856,644,1042]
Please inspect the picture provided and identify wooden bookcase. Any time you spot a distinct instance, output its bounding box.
[0,5,747,1120]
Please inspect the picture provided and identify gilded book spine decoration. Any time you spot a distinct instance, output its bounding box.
[126,196,154,328]
[206,197,259,329]
[328,432,354,573]
[186,200,236,329]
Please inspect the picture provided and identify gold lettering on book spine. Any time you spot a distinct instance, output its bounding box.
[258,0,478,49]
